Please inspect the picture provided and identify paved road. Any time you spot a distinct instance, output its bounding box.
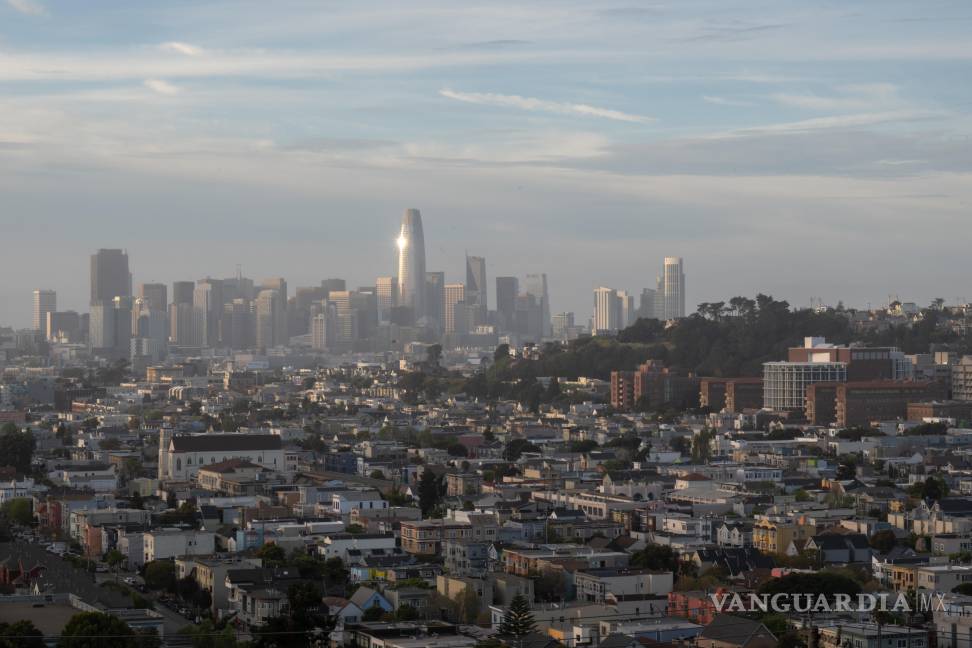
[0,542,193,635]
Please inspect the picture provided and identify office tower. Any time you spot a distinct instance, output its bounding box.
[47,311,80,343]
[465,255,487,313]
[33,290,56,335]
[524,273,551,337]
[352,288,378,341]
[89,301,113,350]
[514,294,542,342]
[444,283,465,334]
[132,297,167,362]
[137,283,167,312]
[551,312,575,339]
[172,281,195,306]
[618,290,635,328]
[321,278,346,299]
[638,288,658,320]
[376,277,398,322]
[89,296,132,359]
[311,307,335,351]
[328,290,358,350]
[222,276,255,302]
[593,287,622,334]
[291,286,324,337]
[424,271,445,329]
[495,276,518,332]
[259,278,288,347]
[223,299,254,350]
[90,249,131,304]
[397,208,427,321]
[169,303,195,346]
[255,289,280,350]
[193,278,223,348]
[661,256,685,320]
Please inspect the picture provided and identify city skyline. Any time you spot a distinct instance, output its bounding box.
[1,1,970,326]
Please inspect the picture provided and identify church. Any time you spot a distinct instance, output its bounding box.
[158,430,287,481]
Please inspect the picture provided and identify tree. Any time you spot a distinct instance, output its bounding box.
[503,439,541,462]
[909,475,949,502]
[362,605,385,622]
[57,612,137,648]
[179,620,238,648]
[869,530,897,554]
[255,543,286,566]
[0,429,35,475]
[497,594,536,638]
[0,619,45,648]
[143,560,176,592]
[395,605,419,621]
[1,499,32,526]
[630,545,678,571]
[493,344,510,363]
[417,469,442,517]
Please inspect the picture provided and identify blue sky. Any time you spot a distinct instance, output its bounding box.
[1,0,971,326]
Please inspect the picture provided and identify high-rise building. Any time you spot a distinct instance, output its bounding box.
[618,290,635,328]
[524,273,551,337]
[33,290,56,335]
[132,296,168,362]
[495,276,519,332]
[255,289,280,350]
[444,283,465,334]
[90,249,131,304]
[137,283,167,312]
[261,278,288,346]
[321,278,346,299]
[376,277,398,322]
[638,288,658,320]
[425,271,445,329]
[194,278,224,348]
[397,208,427,322]
[172,281,195,306]
[593,287,623,334]
[661,256,685,320]
[551,312,575,339]
[465,255,487,313]
[47,311,81,343]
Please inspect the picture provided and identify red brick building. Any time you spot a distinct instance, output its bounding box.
[726,378,763,412]
[835,381,946,428]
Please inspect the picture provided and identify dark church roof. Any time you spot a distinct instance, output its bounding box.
[171,434,282,453]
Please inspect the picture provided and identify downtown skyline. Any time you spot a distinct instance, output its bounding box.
[2,1,971,326]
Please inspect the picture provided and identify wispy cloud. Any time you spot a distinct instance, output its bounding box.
[703,95,753,107]
[771,83,900,111]
[143,79,181,95]
[439,89,654,124]
[6,0,46,16]
[160,42,204,57]
[723,110,940,136]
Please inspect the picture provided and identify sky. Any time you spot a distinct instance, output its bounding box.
[1,0,971,328]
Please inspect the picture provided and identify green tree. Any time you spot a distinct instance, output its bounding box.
[255,543,286,566]
[57,612,137,648]
[417,469,442,517]
[869,530,897,554]
[909,475,949,501]
[1,499,32,526]
[143,560,176,591]
[0,429,35,474]
[630,545,678,571]
[0,619,45,647]
[493,344,510,363]
[497,594,536,638]
[179,620,238,648]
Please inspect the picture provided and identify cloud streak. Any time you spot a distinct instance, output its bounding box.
[160,42,204,57]
[143,79,181,95]
[6,0,45,16]
[439,89,654,123]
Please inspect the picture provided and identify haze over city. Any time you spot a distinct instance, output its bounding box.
[2,0,972,326]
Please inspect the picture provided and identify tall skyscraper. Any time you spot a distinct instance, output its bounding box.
[638,287,658,320]
[194,278,224,348]
[593,287,622,334]
[255,289,280,350]
[618,290,635,328]
[172,281,195,306]
[321,278,346,299]
[137,283,167,312]
[376,277,398,322]
[444,283,465,334]
[397,208,427,322]
[33,290,56,335]
[661,256,685,320]
[465,255,487,312]
[425,271,445,329]
[524,273,551,337]
[261,278,288,346]
[495,276,518,332]
[90,249,131,304]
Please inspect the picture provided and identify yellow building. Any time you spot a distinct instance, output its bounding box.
[752,518,813,554]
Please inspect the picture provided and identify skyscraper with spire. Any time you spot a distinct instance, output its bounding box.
[397,208,427,322]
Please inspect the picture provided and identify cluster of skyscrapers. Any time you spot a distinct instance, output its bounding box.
[29,209,685,364]
[592,256,685,334]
